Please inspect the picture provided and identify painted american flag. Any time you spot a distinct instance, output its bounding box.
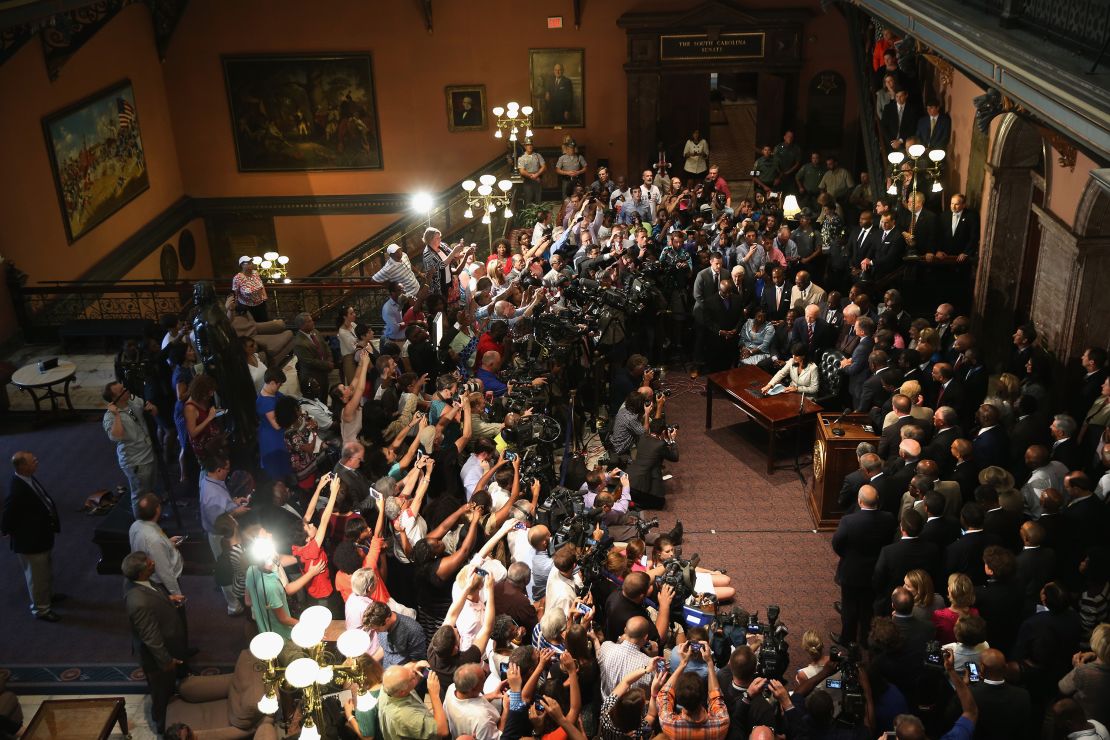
[117,97,136,131]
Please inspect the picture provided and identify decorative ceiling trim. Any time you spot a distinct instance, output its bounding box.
[146,0,188,60]
[41,0,137,80]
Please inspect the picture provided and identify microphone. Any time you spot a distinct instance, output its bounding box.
[798,390,806,414]
[831,406,849,436]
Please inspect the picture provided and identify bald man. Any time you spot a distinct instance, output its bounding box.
[788,303,833,356]
[961,648,1031,739]
[377,662,448,739]
[831,484,896,645]
[444,662,504,738]
[2,451,63,621]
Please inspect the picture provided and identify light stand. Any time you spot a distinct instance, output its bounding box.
[491,101,534,178]
[461,175,514,250]
[886,144,946,256]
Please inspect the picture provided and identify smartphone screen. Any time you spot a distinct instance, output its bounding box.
[825,678,842,690]
[967,663,981,682]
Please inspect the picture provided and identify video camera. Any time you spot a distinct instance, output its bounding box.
[829,642,866,725]
[748,605,790,682]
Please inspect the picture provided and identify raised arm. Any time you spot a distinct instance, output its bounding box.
[489,457,522,529]
[433,508,481,580]
[343,352,371,421]
[454,402,473,454]
[312,476,341,548]
[471,576,497,655]
[444,571,483,626]
[303,474,332,524]
[522,649,555,703]
[473,452,506,495]
[408,460,433,519]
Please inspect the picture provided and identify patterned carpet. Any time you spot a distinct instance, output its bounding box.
[638,379,840,668]
[0,377,840,689]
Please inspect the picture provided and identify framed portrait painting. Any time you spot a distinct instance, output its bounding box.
[445,85,486,132]
[223,53,383,172]
[42,80,150,243]
[529,48,585,128]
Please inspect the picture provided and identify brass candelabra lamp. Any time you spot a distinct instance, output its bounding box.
[250,605,377,740]
[491,101,534,179]
[886,144,946,198]
[462,175,514,249]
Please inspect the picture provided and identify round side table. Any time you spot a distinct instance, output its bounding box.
[11,361,78,418]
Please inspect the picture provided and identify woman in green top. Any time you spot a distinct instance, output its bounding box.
[343,655,384,739]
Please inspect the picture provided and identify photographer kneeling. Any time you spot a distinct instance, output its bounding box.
[626,418,678,510]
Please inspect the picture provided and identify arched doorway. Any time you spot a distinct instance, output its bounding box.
[975,113,1046,369]
[1069,179,1110,353]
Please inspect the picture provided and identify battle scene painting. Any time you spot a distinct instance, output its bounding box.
[43,80,149,243]
[223,53,383,171]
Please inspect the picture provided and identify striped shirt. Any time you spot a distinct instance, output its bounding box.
[372,255,420,296]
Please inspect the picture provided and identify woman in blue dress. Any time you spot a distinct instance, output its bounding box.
[256,367,292,480]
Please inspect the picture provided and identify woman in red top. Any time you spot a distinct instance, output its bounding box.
[930,572,980,644]
[183,374,225,458]
[485,239,512,275]
[473,321,510,371]
[293,473,341,607]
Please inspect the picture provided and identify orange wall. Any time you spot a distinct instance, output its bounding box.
[0,3,184,285]
[1048,151,1100,227]
[120,217,213,281]
[163,0,849,198]
[272,214,401,275]
[940,68,982,199]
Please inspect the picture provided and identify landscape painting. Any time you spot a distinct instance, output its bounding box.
[43,80,149,243]
[223,53,383,172]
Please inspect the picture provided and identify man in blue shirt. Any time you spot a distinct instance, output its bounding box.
[363,601,428,668]
[475,350,547,398]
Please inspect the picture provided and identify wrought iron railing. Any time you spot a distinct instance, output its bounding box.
[315,153,518,279]
[14,277,392,342]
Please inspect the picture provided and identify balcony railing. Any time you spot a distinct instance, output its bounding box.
[13,277,392,343]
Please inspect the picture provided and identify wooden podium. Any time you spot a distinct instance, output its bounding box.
[807,413,880,530]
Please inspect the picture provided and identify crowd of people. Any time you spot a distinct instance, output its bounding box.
[5,34,1110,740]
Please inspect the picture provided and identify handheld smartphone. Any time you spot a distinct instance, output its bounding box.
[689,642,703,654]
[534,700,546,713]
[474,567,489,578]
[967,663,981,682]
[504,451,518,462]
[498,662,508,680]
[655,658,667,676]
[825,678,843,690]
[576,602,591,615]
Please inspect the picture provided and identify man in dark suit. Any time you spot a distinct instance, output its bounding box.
[839,316,875,411]
[122,551,188,734]
[858,452,901,516]
[914,101,951,150]
[945,503,1001,585]
[973,404,1009,471]
[902,193,938,256]
[837,442,879,511]
[924,406,962,476]
[626,419,679,510]
[920,492,961,548]
[937,193,979,259]
[880,89,921,151]
[977,481,1024,553]
[1,451,63,622]
[1008,323,1039,378]
[1009,396,1051,480]
[930,363,964,416]
[858,352,898,415]
[960,649,1032,740]
[878,395,927,459]
[847,210,880,282]
[867,212,906,281]
[890,587,937,656]
[1072,347,1108,425]
[692,252,726,373]
[1016,521,1055,609]
[291,312,335,395]
[333,441,378,514]
[975,546,1025,654]
[872,510,941,612]
[701,276,746,373]
[788,304,833,359]
[1050,415,1083,471]
[1061,472,1109,554]
[831,485,896,646]
[760,266,792,321]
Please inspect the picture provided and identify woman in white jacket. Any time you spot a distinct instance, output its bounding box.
[762,344,820,396]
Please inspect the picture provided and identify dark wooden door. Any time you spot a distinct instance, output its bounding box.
[756,72,786,147]
[660,73,711,172]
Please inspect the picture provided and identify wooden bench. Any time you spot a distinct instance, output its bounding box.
[59,318,155,352]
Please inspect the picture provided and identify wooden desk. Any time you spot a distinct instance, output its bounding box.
[705,365,823,474]
[22,697,129,740]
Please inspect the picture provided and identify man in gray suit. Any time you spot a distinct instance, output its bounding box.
[123,551,187,734]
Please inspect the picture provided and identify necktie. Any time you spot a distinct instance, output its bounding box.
[953,214,959,236]
[807,324,814,343]
[930,118,936,135]
[310,332,323,359]
[31,477,58,524]
[858,229,866,248]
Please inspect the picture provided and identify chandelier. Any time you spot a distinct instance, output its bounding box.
[886,144,946,197]
[491,101,534,143]
[250,606,376,740]
[462,175,514,249]
[251,252,291,285]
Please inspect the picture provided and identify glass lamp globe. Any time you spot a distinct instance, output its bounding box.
[463,208,474,219]
[482,213,491,225]
[932,181,944,192]
[498,179,512,192]
[300,722,320,740]
[525,128,533,138]
[887,151,905,165]
[337,629,371,658]
[260,260,272,270]
[521,105,533,116]
[479,174,496,186]
[494,129,503,139]
[782,194,801,220]
[928,149,946,162]
[282,277,291,284]
[286,657,322,688]
[300,605,333,631]
[887,184,898,195]
[316,665,334,685]
[249,632,284,661]
[492,106,505,116]
[908,143,927,159]
[504,207,513,218]
[509,132,517,142]
[462,180,476,192]
[486,203,496,212]
[507,109,517,119]
[277,255,289,265]
[257,694,279,715]
[477,184,493,196]
[290,621,323,649]
[507,101,519,111]
[264,251,278,261]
